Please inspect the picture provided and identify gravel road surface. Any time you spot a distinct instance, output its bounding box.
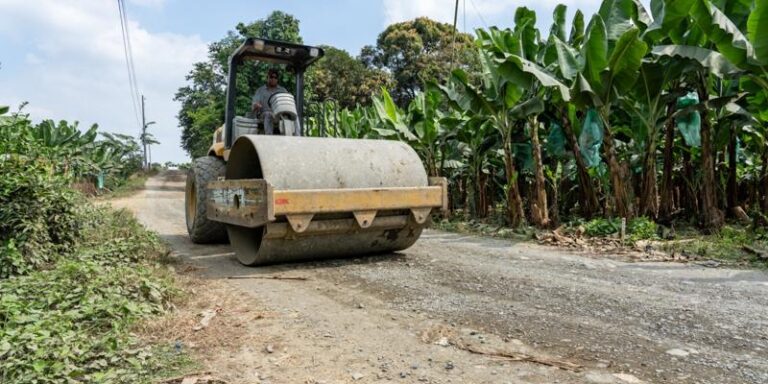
[110,173,768,384]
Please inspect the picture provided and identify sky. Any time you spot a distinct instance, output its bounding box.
[0,0,646,163]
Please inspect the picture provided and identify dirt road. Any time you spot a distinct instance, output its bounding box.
[111,173,768,384]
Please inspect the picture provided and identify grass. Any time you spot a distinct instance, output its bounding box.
[98,170,157,199]
[657,224,768,267]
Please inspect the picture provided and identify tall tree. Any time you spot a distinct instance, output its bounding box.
[306,46,392,109]
[362,17,478,106]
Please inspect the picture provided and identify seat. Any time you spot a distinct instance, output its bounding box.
[233,116,260,138]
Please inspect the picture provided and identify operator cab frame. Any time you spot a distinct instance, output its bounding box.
[224,37,325,148]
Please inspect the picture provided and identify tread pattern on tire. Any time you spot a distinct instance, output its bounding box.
[186,156,228,243]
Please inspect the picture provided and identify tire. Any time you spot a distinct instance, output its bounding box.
[185,156,228,243]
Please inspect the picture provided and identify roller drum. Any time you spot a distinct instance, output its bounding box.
[225,135,429,265]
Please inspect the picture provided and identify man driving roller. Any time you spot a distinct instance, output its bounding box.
[252,68,287,134]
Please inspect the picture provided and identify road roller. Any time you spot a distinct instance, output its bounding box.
[185,38,448,266]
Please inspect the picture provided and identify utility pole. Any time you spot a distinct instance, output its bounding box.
[450,0,460,70]
[140,96,157,171]
[141,94,147,170]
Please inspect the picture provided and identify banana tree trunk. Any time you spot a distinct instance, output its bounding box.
[549,162,561,227]
[468,158,483,218]
[659,103,677,220]
[639,132,659,219]
[726,125,738,212]
[503,141,526,227]
[529,116,549,228]
[682,149,699,215]
[762,147,768,214]
[559,109,599,218]
[477,167,489,218]
[599,110,633,218]
[697,81,725,233]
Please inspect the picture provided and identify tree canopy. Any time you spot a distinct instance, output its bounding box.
[361,17,478,106]
[306,46,392,109]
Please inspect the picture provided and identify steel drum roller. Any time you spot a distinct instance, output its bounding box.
[222,135,432,265]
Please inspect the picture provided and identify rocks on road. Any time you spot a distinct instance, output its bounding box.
[114,174,768,384]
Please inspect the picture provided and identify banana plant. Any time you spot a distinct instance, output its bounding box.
[448,115,498,217]
[626,43,740,217]
[547,5,603,218]
[647,0,768,227]
[472,8,571,228]
[436,67,526,226]
[406,89,457,177]
[564,8,648,218]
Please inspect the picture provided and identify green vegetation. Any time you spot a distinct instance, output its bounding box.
[433,217,531,241]
[176,3,768,261]
[0,103,144,192]
[176,12,475,158]
[307,45,392,109]
[0,209,185,383]
[100,169,160,199]
[579,217,658,241]
[659,225,768,265]
[1,107,189,382]
[360,17,478,106]
[0,157,82,277]
[180,0,768,237]
[303,0,768,239]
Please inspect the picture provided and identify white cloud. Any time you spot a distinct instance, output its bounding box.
[382,0,611,31]
[0,0,207,163]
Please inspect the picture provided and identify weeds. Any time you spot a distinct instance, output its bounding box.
[0,261,172,383]
[579,217,658,241]
[657,225,768,266]
[627,217,658,242]
[433,216,531,240]
[0,105,191,381]
[0,162,188,381]
[0,156,84,277]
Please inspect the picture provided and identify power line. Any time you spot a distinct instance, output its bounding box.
[120,0,141,104]
[116,0,141,131]
[468,0,489,28]
[118,0,141,120]
[463,0,466,34]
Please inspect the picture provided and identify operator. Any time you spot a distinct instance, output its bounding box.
[251,68,287,134]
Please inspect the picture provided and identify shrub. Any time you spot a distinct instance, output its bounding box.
[0,156,85,277]
[581,217,657,241]
[0,203,178,382]
[628,217,658,241]
[0,261,175,383]
[583,218,620,237]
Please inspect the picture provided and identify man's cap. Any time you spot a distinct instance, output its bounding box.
[268,68,279,77]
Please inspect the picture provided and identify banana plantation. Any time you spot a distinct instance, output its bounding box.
[304,0,768,233]
[0,105,144,190]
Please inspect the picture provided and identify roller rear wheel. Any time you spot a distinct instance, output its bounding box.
[185,156,228,243]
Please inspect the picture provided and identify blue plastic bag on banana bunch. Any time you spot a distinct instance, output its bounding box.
[512,142,535,173]
[547,122,568,159]
[675,91,701,147]
[579,109,603,167]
